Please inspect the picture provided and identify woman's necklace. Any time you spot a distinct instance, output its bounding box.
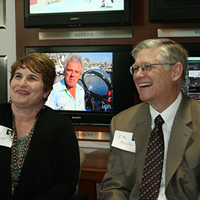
[10,113,38,195]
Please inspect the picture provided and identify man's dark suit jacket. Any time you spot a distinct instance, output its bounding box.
[100,93,200,200]
[0,103,80,200]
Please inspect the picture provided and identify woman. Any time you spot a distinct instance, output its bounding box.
[0,53,80,200]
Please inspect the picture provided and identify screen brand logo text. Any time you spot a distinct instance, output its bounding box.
[70,17,79,21]
[72,116,81,119]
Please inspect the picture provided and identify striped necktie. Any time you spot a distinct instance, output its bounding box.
[139,114,164,200]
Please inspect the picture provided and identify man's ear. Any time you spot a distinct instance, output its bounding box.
[172,62,183,81]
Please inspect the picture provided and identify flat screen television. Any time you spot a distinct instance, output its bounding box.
[25,45,134,126]
[181,43,200,102]
[24,0,132,28]
[149,0,200,23]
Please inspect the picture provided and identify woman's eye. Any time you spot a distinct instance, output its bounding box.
[14,74,22,79]
[28,76,37,81]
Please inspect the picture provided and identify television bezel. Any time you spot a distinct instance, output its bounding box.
[24,0,132,28]
[149,0,200,23]
[181,43,200,57]
[25,45,134,126]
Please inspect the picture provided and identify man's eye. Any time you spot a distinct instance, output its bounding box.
[133,66,139,71]
[145,64,151,69]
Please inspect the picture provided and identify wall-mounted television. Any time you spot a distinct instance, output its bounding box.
[149,0,200,23]
[24,0,132,28]
[181,43,200,102]
[25,45,134,126]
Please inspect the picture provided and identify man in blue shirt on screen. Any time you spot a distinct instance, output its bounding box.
[46,53,85,111]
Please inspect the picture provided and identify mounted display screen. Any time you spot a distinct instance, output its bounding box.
[25,45,134,126]
[149,0,200,23]
[25,0,132,28]
[181,43,200,101]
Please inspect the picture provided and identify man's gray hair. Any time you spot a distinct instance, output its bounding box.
[131,38,188,85]
[64,53,84,74]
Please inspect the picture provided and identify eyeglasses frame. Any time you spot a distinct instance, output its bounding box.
[130,62,176,76]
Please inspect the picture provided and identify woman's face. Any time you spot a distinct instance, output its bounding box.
[10,66,49,110]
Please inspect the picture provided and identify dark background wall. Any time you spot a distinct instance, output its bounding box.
[15,0,200,131]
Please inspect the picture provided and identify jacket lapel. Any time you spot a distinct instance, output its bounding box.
[165,94,193,187]
[133,105,152,184]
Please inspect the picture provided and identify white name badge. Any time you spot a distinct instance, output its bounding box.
[111,130,136,153]
[0,125,13,148]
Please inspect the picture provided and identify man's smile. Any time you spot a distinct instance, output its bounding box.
[138,83,152,87]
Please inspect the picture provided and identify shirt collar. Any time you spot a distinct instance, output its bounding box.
[150,92,182,130]
[57,78,82,94]
[56,78,67,92]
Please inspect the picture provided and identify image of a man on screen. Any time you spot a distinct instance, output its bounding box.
[46,53,85,110]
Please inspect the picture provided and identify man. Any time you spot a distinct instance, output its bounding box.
[99,38,200,200]
[46,53,85,110]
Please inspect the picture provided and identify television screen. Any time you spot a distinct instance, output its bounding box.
[181,43,200,102]
[25,0,132,28]
[149,0,200,23]
[30,0,124,14]
[25,45,134,125]
[182,57,200,101]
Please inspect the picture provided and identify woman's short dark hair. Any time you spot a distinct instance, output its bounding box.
[10,52,56,94]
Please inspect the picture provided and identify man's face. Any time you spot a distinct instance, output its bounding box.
[65,60,82,89]
[133,47,176,111]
